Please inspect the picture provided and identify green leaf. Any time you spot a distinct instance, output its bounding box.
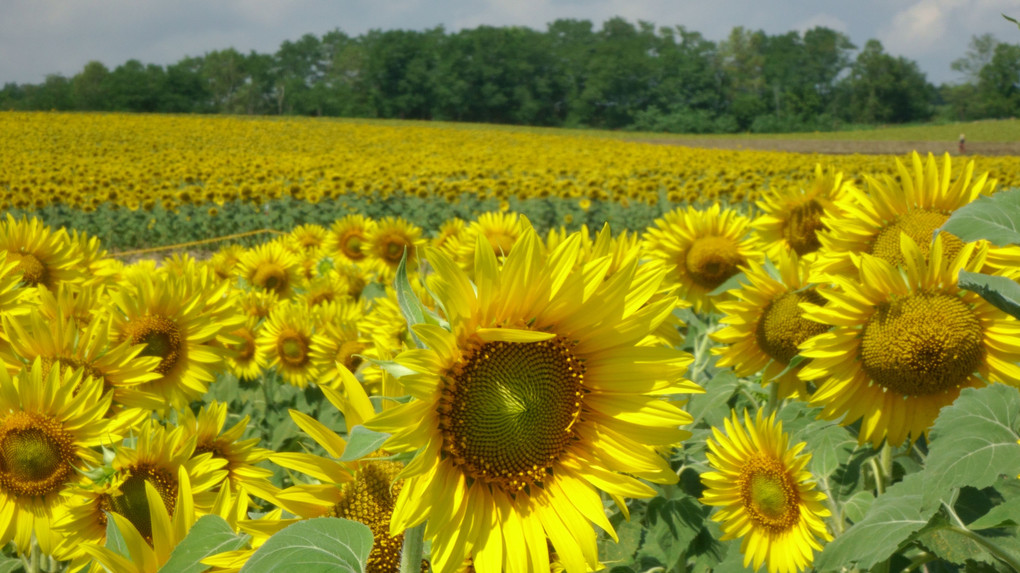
[916,509,1020,568]
[159,515,251,573]
[394,249,443,348]
[958,271,1020,320]
[842,490,875,524]
[642,496,706,567]
[815,472,937,570]
[802,421,856,478]
[338,425,390,462]
[0,556,24,573]
[940,189,1020,246]
[105,511,131,559]
[239,517,373,573]
[922,385,1020,511]
[684,369,738,428]
[708,271,747,296]
[1005,13,1020,29]
[600,517,642,568]
[970,497,1020,530]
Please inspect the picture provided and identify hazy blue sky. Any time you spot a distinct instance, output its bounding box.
[2,0,1017,86]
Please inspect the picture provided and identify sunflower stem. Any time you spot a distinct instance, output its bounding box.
[765,379,780,416]
[399,523,425,573]
[868,456,885,495]
[879,443,894,489]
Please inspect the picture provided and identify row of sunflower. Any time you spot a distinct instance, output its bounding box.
[6,112,1020,216]
[0,150,1018,573]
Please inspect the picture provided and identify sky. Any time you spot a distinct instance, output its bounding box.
[2,0,1018,86]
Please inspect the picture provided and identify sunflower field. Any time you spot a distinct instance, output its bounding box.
[2,111,1020,573]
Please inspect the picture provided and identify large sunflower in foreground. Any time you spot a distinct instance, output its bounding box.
[0,361,112,557]
[712,251,829,399]
[366,225,700,573]
[701,410,831,573]
[812,152,1015,280]
[751,164,850,259]
[799,235,1020,447]
[642,204,761,313]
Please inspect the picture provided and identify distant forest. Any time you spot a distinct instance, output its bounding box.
[2,19,1018,133]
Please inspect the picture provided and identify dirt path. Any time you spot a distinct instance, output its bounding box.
[632,138,1020,156]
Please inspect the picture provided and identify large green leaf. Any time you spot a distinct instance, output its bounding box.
[922,385,1020,510]
[642,496,706,567]
[940,189,1020,246]
[958,271,1020,320]
[0,557,23,573]
[338,425,390,462]
[815,472,936,571]
[159,514,250,573]
[802,421,857,478]
[240,518,373,573]
[684,369,738,428]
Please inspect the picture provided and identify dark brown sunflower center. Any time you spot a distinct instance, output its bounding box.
[128,315,182,375]
[340,232,366,261]
[439,337,585,493]
[336,340,367,372]
[869,209,963,267]
[739,454,800,532]
[782,199,826,255]
[9,252,49,287]
[253,264,288,294]
[860,292,984,396]
[110,464,177,544]
[0,412,77,497]
[684,236,745,290]
[277,330,309,367]
[329,461,403,573]
[755,290,829,364]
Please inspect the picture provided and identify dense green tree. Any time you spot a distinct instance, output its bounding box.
[976,42,1020,117]
[837,39,933,124]
[71,61,110,111]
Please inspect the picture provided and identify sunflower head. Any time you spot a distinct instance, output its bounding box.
[366,216,424,273]
[753,163,851,258]
[236,240,302,297]
[701,410,831,573]
[329,214,377,263]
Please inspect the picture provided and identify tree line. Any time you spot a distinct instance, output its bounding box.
[1,19,1017,133]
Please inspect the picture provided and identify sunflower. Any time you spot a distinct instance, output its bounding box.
[813,152,1016,279]
[310,299,370,386]
[109,272,238,411]
[752,164,850,258]
[454,212,525,272]
[256,299,326,388]
[179,401,279,504]
[642,204,762,313]
[235,240,302,298]
[799,235,1020,446]
[207,244,246,280]
[0,215,83,290]
[366,227,700,573]
[288,223,330,254]
[299,272,352,308]
[328,214,377,264]
[223,316,266,381]
[701,410,831,573]
[431,217,466,259]
[712,251,829,399]
[365,216,425,277]
[0,360,113,557]
[53,419,228,562]
[80,466,197,573]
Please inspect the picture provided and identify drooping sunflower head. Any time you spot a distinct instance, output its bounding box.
[236,240,302,298]
[712,251,828,399]
[328,214,378,263]
[753,163,851,258]
[701,409,832,573]
[643,204,762,313]
[800,234,1020,446]
[367,224,702,573]
[814,152,997,280]
[0,214,83,290]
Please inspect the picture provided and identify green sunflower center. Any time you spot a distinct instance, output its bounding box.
[277,330,309,367]
[755,290,829,364]
[870,209,963,266]
[684,236,745,290]
[110,464,177,544]
[860,292,984,396]
[0,412,77,497]
[739,454,799,532]
[10,252,49,287]
[253,264,288,294]
[782,199,826,255]
[129,315,182,375]
[440,337,585,493]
